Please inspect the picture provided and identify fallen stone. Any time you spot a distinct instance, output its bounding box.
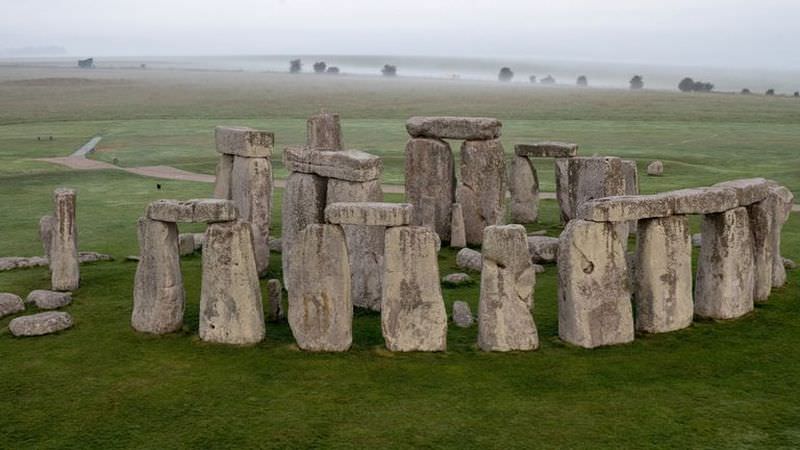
[647,160,663,176]
[283,146,382,182]
[450,203,466,248]
[215,126,273,158]
[576,194,673,222]
[213,154,234,199]
[509,155,539,223]
[0,256,48,271]
[527,236,560,263]
[406,116,502,140]
[692,233,702,248]
[404,138,455,241]
[266,279,284,322]
[9,311,73,337]
[126,255,140,262]
[51,188,80,292]
[231,155,272,276]
[325,202,413,226]
[39,215,56,260]
[79,252,113,263]
[0,293,25,318]
[666,187,739,215]
[514,142,578,158]
[452,301,474,328]
[178,233,195,256]
[532,264,545,274]
[146,199,238,223]
[281,172,327,286]
[713,178,770,206]
[784,257,797,270]
[456,248,482,272]
[456,139,507,245]
[25,290,72,310]
[307,112,343,151]
[442,273,472,285]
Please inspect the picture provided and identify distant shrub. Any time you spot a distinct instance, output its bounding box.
[313,61,327,73]
[326,66,340,75]
[541,75,556,85]
[529,75,537,83]
[766,89,775,96]
[77,58,95,69]
[794,91,799,97]
[382,64,397,77]
[498,67,514,82]
[678,77,695,92]
[630,75,644,90]
[289,59,302,74]
[577,75,588,87]
[741,88,751,95]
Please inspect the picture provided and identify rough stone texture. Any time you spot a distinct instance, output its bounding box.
[25,290,72,310]
[450,203,466,248]
[39,215,56,260]
[622,160,639,196]
[268,237,281,253]
[406,116,502,140]
[784,257,797,270]
[146,199,238,223]
[456,139,507,245]
[647,160,663,176]
[748,199,775,302]
[200,220,265,345]
[558,219,634,348]
[442,273,472,285]
[215,126,273,158]
[692,233,702,248]
[479,225,539,352]
[527,236,560,264]
[767,183,795,288]
[533,264,545,274]
[266,279,284,322]
[666,187,739,215]
[307,112,343,151]
[452,301,474,328]
[577,195,673,222]
[419,195,437,232]
[283,146,382,182]
[231,156,272,276]
[1,253,112,272]
[634,215,693,333]
[382,226,447,352]
[713,178,770,206]
[695,207,755,320]
[509,155,539,223]
[287,224,352,352]
[131,217,185,335]
[281,172,327,286]
[51,188,80,292]
[325,202,413,226]
[0,293,25,318]
[192,233,205,251]
[213,154,234,199]
[456,248,483,272]
[554,158,572,223]
[514,142,578,158]
[404,138,455,241]
[178,233,195,256]
[327,178,384,311]
[9,311,73,337]
[563,157,626,223]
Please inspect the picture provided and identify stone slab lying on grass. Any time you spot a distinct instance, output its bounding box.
[406,116,502,140]
[283,146,382,182]
[25,290,72,310]
[514,142,578,158]
[527,236,560,263]
[713,178,770,206]
[442,273,472,285]
[0,293,25,318]
[325,202,413,226]
[9,311,73,337]
[215,126,273,158]
[146,199,238,223]
[0,252,112,272]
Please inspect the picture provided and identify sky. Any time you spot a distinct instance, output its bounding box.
[2,0,800,69]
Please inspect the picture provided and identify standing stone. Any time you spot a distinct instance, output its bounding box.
[456,139,507,245]
[0,293,25,318]
[768,184,794,288]
[178,233,195,256]
[555,158,572,223]
[132,218,185,334]
[287,224,352,352]
[558,220,634,348]
[647,160,664,176]
[39,215,56,260]
[634,215,693,333]
[450,203,466,248]
[509,155,539,223]
[404,138,455,241]
[213,154,234,199]
[281,172,327,286]
[307,112,343,150]
[51,188,79,291]
[382,226,447,352]
[327,178,384,311]
[527,236,560,263]
[231,156,272,276]
[695,207,755,320]
[452,301,474,328]
[478,225,539,352]
[622,159,640,232]
[566,157,626,223]
[266,279,284,322]
[748,199,775,302]
[200,220,265,345]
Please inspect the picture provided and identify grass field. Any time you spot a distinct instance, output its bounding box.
[0,65,798,449]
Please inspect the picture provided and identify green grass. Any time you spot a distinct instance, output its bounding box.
[0,66,798,449]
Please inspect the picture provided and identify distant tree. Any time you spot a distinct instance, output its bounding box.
[630,75,644,90]
[77,57,95,69]
[498,67,514,82]
[577,75,588,87]
[529,75,537,83]
[313,61,327,73]
[678,77,695,92]
[289,59,302,74]
[381,64,397,77]
[741,88,751,95]
[541,75,556,85]
[766,88,775,96]
[326,66,340,75]
[794,91,799,97]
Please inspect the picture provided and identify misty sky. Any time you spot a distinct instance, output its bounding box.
[3,0,800,69]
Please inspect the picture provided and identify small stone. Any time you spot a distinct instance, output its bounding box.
[406,116,502,140]
[449,203,466,248]
[324,202,413,226]
[178,233,195,256]
[25,290,72,310]
[283,146,382,182]
[266,279,284,322]
[215,126,273,158]
[784,257,797,270]
[562,157,626,223]
[126,255,141,262]
[456,248,482,272]
[192,233,205,251]
[713,178,771,206]
[452,301,474,328]
[442,273,472,285]
[527,236,560,264]
[0,293,25,318]
[528,230,548,236]
[269,237,282,253]
[514,142,578,158]
[307,112,343,151]
[9,311,73,337]
[692,233,702,248]
[647,160,663,176]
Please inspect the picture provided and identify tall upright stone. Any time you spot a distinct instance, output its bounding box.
[281,171,327,285]
[404,138,455,241]
[695,207,755,320]
[213,154,234,199]
[748,199,775,302]
[51,188,79,291]
[450,203,466,248]
[307,112,343,151]
[132,217,185,334]
[554,158,572,223]
[39,215,56,260]
[558,219,633,348]
[199,220,265,345]
[563,157,626,223]
[231,156,272,276]
[287,224,352,352]
[382,226,447,352]
[456,139,507,245]
[478,225,539,351]
[509,155,539,223]
[768,184,795,288]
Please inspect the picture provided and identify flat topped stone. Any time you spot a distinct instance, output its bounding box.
[283,146,382,182]
[713,178,770,206]
[577,194,673,222]
[325,202,413,226]
[215,126,274,158]
[9,311,73,337]
[664,187,739,215]
[25,290,72,310]
[406,116,502,140]
[146,199,237,223]
[514,142,578,158]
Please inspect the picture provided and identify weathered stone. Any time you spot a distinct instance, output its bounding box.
[692,233,702,248]
[563,157,626,223]
[666,187,739,215]
[25,290,72,310]
[131,218,185,335]
[178,233,195,256]
[325,202,413,226]
[713,178,770,206]
[456,248,482,272]
[554,158,572,223]
[287,224,352,351]
[146,199,238,223]
[622,160,639,196]
[527,236,560,263]
[509,155,539,223]
[442,273,472,285]
[51,188,79,292]
[576,195,673,222]
[532,264,545,274]
[404,138,455,240]
[456,139,507,245]
[269,237,281,253]
[382,226,447,352]
[695,207,754,319]
[514,142,578,158]
[419,195,437,233]
[215,126,273,158]
[192,233,205,251]
[406,116,502,140]
[199,220,265,345]
[0,256,49,271]
[283,146,382,182]
[634,215,693,333]
[0,293,24,318]
[78,251,112,263]
[479,225,539,352]
[452,301,474,328]
[213,154,234,199]
[307,112,343,151]
[39,215,56,260]
[266,279,284,322]
[9,311,73,337]
[784,257,797,270]
[558,220,634,348]
[281,172,327,286]
[647,160,663,176]
[767,183,795,288]
[748,199,775,302]
[450,203,466,248]
[231,156,272,276]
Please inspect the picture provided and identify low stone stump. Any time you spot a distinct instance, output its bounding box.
[9,311,73,337]
[199,220,265,345]
[146,199,237,223]
[456,139,507,245]
[406,116,502,140]
[405,138,455,241]
[558,219,634,348]
[527,236,560,264]
[382,226,447,352]
[231,155,272,276]
[51,188,80,291]
[647,160,663,176]
[509,155,539,223]
[634,215,693,333]
[0,293,25,318]
[26,290,72,310]
[284,146,382,182]
[452,301,474,328]
[281,171,327,284]
[450,203,466,248]
[514,142,578,159]
[456,248,482,272]
[478,225,539,352]
[307,112,343,150]
[695,207,755,320]
[287,224,352,352]
[215,126,274,158]
[325,202,413,227]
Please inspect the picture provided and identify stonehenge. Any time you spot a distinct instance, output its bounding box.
[9,311,74,337]
[46,188,80,291]
[512,142,578,224]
